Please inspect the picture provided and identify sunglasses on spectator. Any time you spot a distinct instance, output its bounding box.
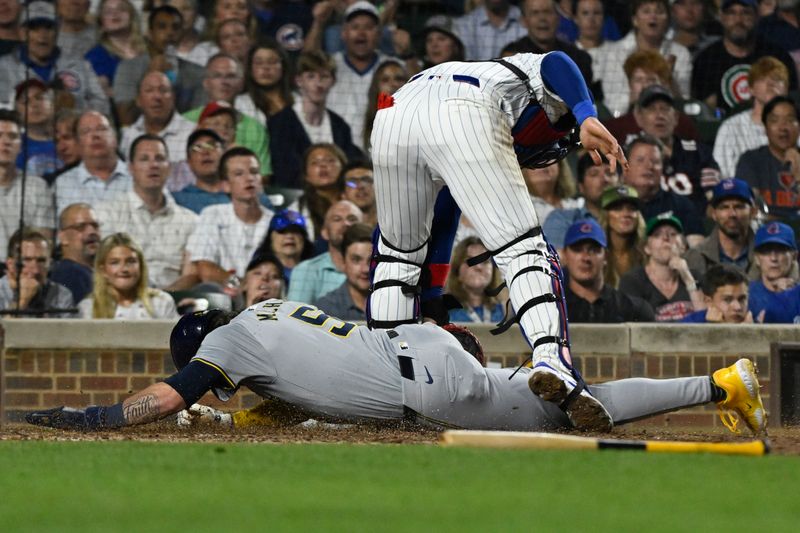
[345,176,374,188]
[190,141,222,152]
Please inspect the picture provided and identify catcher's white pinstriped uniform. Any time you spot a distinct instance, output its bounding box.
[192,300,713,430]
[369,54,579,365]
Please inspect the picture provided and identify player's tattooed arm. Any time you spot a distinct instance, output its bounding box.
[121,382,187,426]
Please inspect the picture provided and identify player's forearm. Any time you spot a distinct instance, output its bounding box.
[540,51,596,124]
[120,383,186,426]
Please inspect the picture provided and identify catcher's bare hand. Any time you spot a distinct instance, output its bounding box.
[579,117,627,172]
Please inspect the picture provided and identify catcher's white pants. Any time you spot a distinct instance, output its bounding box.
[370,78,566,362]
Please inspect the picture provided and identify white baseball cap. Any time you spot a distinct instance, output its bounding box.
[21,1,57,26]
[344,1,379,23]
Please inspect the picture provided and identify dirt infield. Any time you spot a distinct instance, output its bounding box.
[3,422,800,454]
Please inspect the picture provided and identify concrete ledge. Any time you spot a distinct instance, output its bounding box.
[629,324,800,355]
[1,319,177,350]
[465,323,630,355]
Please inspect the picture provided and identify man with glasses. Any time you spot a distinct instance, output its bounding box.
[50,203,100,303]
[172,129,229,212]
[0,110,53,268]
[53,111,133,215]
[341,161,376,228]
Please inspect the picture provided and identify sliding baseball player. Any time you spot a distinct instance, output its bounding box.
[26,302,766,437]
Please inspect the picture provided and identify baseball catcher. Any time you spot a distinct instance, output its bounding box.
[366,51,627,430]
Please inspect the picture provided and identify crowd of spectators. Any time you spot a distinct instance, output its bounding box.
[0,0,798,326]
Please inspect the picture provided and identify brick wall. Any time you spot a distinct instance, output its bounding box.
[2,320,797,429]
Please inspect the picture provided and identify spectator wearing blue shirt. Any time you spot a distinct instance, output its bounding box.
[544,151,618,250]
[172,129,229,213]
[682,264,753,323]
[14,79,60,177]
[684,178,760,280]
[748,222,800,323]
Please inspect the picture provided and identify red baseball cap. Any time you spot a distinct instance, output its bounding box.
[198,100,237,123]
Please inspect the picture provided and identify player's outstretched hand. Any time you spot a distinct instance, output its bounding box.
[176,403,233,428]
[26,406,88,430]
[579,117,628,172]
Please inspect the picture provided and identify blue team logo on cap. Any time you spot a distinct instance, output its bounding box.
[754,222,797,250]
[712,178,753,205]
[564,219,607,248]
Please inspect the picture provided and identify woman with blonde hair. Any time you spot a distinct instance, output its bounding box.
[79,233,178,319]
[85,0,147,97]
[522,160,580,223]
[445,236,507,324]
[598,185,646,288]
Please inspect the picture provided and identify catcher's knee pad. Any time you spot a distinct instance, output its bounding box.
[470,228,572,366]
[367,235,428,329]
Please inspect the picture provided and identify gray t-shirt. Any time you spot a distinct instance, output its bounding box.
[0,277,75,317]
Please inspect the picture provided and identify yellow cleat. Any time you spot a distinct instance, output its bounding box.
[712,358,767,436]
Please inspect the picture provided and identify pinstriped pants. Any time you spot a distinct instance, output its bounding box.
[369,79,566,362]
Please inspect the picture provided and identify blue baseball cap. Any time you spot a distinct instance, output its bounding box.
[754,222,797,251]
[564,219,607,248]
[721,0,758,11]
[711,178,754,206]
[268,210,307,233]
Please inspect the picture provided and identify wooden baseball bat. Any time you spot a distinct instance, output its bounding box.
[439,430,769,456]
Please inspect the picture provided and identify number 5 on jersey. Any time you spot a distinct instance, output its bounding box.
[289,305,357,338]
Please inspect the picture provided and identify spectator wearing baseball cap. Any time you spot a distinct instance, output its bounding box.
[561,219,655,323]
[692,0,798,115]
[633,85,721,216]
[0,0,110,114]
[598,184,646,288]
[321,0,402,152]
[619,213,705,322]
[543,152,620,251]
[685,178,761,280]
[420,15,465,68]
[622,135,706,247]
[735,96,800,223]
[748,222,800,323]
[171,129,229,212]
[252,210,314,287]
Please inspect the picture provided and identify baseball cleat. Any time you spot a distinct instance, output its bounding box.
[25,406,87,430]
[712,358,767,436]
[529,362,613,432]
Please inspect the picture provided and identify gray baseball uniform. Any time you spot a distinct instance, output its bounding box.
[192,300,713,430]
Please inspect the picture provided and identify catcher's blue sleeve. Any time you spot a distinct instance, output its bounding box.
[421,187,461,302]
[540,51,596,125]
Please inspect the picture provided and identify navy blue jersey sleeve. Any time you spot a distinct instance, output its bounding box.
[163,360,230,407]
[540,51,596,125]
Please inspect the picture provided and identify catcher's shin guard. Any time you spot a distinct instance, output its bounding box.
[367,234,428,329]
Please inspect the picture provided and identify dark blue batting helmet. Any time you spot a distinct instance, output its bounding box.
[170,309,231,371]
